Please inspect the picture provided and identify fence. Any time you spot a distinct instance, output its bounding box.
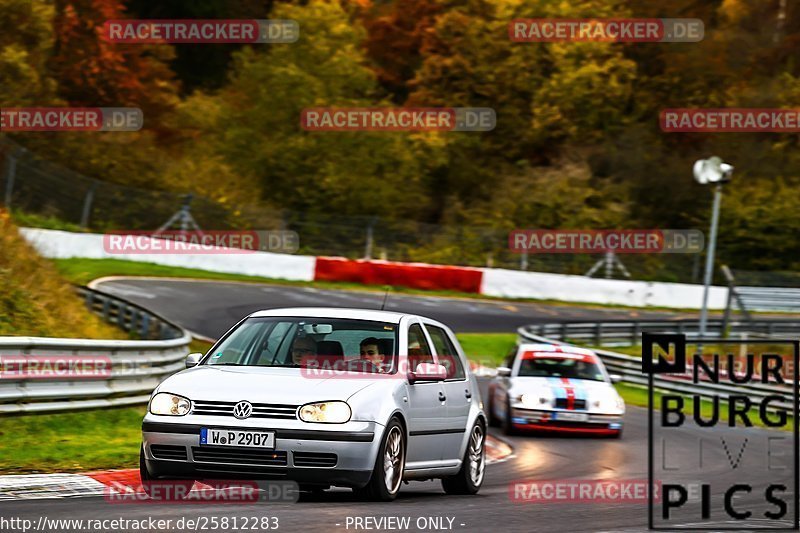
[0,135,701,281]
[0,287,191,415]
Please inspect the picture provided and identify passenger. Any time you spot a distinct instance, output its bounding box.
[291,336,317,365]
[360,337,386,371]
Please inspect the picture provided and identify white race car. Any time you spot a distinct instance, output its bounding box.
[487,343,624,437]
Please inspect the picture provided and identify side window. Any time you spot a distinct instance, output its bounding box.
[407,323,433,371]
[426,325,466,380]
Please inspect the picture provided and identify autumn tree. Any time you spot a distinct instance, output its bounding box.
[48,0,178,124]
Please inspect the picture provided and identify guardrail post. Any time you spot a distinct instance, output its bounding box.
[102,297,111,321]
[140,313,151,339]
[560,323,568,342]
[595,323,603,345]
[84,290,94,310]
[117,302,127,330]
[632,322,640,346]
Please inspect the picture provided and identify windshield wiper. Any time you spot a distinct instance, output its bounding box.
[210,362,246,366]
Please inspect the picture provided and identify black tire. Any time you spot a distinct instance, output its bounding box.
[139,445,194,500]
[487,388,499,428]
[353,418,405,501]
[502,398,516,436]
[442,420,486,495]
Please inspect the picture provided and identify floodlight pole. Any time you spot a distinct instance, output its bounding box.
[699,184,723,336]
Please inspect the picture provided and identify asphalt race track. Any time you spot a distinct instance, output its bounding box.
[0,279,789,532]
[90,277,696,337]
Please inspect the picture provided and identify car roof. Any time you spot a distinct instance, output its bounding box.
[248,307,409,324]
[517,343,597,357]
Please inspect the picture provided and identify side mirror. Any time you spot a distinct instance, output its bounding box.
[408,363,447,383]
[185,353,202,368]
[609,374,623,384]
[497,367,512,377]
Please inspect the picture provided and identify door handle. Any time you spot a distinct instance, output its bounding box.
[438,391,447,402]
[465,389,472,399]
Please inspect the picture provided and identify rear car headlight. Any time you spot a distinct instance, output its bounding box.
[149,392,191,416]
[298,401,351,423]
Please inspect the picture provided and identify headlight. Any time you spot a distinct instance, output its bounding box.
[519,394,536,408]
[298,401,352,423]
[149,392,191,416]
[593,395,625,413]
[519,393,548,408]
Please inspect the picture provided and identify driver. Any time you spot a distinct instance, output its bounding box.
[290,336,317,365]
[359,337,386,371]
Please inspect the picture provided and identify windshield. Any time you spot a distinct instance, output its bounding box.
[204,317,398,373]
[517,356,605,382]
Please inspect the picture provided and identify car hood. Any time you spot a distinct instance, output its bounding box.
[510,376,617,400]
[156,366,377,404]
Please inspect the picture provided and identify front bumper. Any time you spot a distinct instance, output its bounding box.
[142,418,381,488]
[510,407,623,434]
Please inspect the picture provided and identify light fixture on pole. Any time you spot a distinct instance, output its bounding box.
[693,156,734,337]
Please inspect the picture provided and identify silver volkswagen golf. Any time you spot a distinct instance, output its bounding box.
[140,307,486,501]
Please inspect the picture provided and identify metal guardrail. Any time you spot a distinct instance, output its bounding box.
[78,286,185,340]
[0,287,191,415]
[520,319,800,347]
[518,321,799,413]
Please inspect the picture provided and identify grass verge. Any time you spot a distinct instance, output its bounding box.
[0,406,145,474]
[457,333,517,368]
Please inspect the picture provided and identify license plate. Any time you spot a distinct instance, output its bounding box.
[554,412,589,422]
[200,428,275,449]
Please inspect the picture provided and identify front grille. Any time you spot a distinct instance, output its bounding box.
[150,444,188,460]
[192,400,298,419]
[554,398,587,410]
[192,447,288,467]
[293,452,337,468]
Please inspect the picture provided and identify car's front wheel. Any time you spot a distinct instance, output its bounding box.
[442,420,485,495]
[354,418,405,501]
[502,398,517,436]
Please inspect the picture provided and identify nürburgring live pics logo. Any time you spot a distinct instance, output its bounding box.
[643,333,800,530]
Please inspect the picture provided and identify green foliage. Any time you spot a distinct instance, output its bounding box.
[0,0,58,106]
[0,210,126,339]
[2,0,799,274]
